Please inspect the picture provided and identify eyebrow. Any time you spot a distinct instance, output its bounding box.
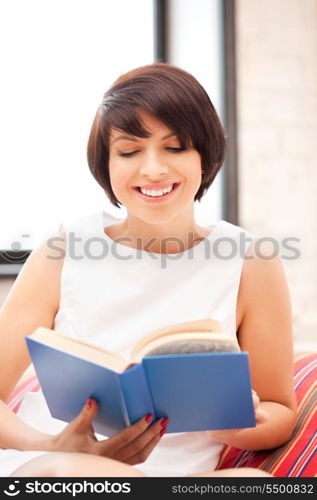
[110,132,176,146]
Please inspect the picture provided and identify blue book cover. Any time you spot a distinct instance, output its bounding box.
[26,330,256,436]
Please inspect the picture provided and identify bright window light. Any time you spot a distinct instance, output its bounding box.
[0,0,154,250]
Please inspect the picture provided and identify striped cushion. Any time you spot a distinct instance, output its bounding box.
[7,372,40,414]
[217,353,317,477]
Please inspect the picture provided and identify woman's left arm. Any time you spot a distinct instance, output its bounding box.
[207,241,297,450]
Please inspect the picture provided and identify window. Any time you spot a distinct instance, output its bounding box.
[0,0,154,257]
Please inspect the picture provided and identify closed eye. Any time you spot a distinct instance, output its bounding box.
[118,151,139,158]
[166,147,186,152]
[118,147,186,157]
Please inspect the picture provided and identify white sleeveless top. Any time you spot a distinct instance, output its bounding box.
[2,210,256,477]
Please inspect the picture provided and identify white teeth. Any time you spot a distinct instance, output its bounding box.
[140,184,174,197]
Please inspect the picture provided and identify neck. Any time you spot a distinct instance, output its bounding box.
[115,206,210,254]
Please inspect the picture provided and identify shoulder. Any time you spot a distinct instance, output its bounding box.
[242,238,287,282]
[238,238,291,326]
[9,218,73,315]
[20,231,66,296]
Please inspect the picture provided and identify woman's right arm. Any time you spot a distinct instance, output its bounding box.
[0,234,65,450]
[0,235,165,458]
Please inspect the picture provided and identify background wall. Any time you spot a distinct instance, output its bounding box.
[236,0,317,350]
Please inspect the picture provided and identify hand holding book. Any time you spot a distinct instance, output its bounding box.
[26,318,256,437]
[49,397,168,464]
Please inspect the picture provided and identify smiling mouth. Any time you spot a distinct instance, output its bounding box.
[134,183,179,198]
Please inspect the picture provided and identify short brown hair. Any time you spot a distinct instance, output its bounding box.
[87,63,226,208]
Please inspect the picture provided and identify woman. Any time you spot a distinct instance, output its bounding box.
[0,63,296,477]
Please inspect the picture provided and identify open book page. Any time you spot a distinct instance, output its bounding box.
[131,318,227,359]
[29,328,128,373]
[132,331,238,360]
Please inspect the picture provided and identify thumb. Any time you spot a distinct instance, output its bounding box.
[75,397,99,432]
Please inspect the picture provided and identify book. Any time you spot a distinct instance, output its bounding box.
[25,318,256,436]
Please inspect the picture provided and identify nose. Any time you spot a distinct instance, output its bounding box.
[138,151,169,180]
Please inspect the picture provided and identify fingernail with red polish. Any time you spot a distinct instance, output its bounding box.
[86,398,92,409]
[160,418,169,427]
[160,427,167,437]
[145,413,153,423]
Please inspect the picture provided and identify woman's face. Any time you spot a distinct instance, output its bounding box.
[108,112,202,225]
